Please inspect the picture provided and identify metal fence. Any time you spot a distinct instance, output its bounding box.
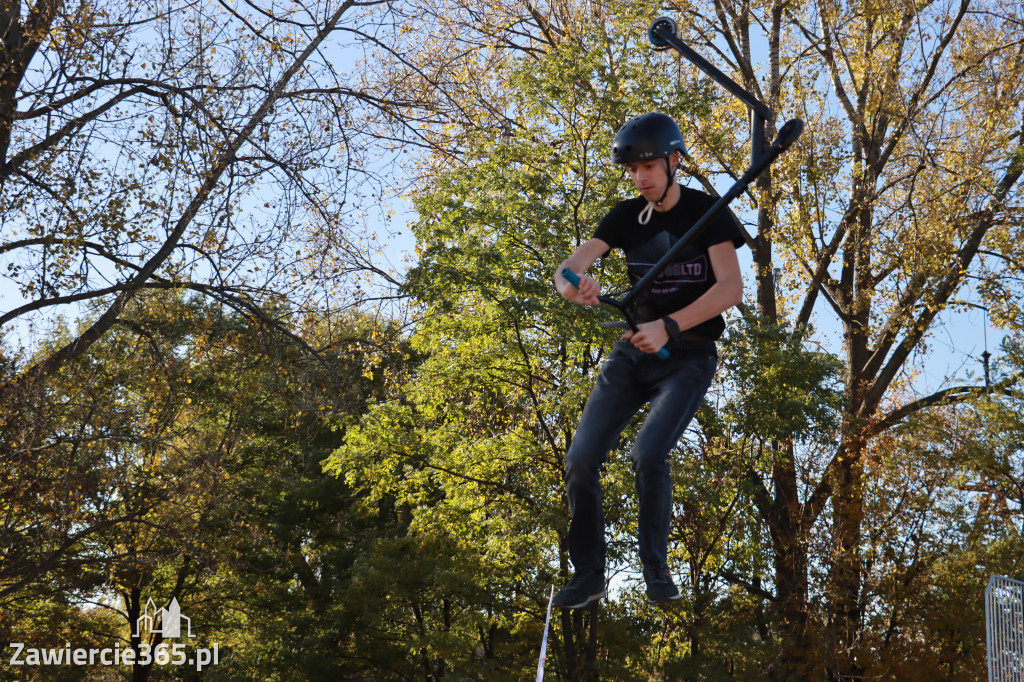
[987,575,1024,682]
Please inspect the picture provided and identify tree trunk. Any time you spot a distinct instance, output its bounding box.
[558,600,600,681]
[828,449,866,681]
[764,441,814,679]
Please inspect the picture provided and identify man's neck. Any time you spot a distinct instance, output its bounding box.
[653,182,681,212]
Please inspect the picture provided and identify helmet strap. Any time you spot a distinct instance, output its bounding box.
[638,158,677,225]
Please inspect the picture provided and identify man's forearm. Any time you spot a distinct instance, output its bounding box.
[665,282,743,332]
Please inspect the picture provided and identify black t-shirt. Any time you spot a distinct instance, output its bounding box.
[593,186,745,340]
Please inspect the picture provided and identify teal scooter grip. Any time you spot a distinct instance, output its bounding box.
[560,268,669,359]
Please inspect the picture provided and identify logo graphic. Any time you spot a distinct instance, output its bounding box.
[629,254,709,295]
[133,598,195,639]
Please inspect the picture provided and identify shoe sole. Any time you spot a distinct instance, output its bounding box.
[554,589,607,609]
[647,593,682,605]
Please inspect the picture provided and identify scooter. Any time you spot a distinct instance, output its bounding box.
[563,16,803,358]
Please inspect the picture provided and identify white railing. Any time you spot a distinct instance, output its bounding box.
[987,574,1024,682]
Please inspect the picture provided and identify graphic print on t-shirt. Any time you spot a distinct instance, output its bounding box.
[628,254,709,294]
[624,229,709,299]
[591,187,746,338]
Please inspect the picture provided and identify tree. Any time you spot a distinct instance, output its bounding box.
[0,290,414,680]
[358,0,1024,677]
[0,0,400,395]
[659,0,1024,676]
[328,6,739,679]
[6,0,1023,677]
[0,0,412,611]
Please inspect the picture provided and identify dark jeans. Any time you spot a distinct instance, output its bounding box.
[565,338,717,573]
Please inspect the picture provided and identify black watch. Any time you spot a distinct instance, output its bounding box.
[660,315,681,341]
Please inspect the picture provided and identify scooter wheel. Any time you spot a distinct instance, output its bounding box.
[648,16,678,50]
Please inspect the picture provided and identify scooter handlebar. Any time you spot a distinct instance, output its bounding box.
[560,268,669,360]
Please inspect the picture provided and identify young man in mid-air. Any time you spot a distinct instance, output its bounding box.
[553,112,745,607]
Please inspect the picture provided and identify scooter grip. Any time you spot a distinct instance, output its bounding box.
[560,268,669,359]
[560,267,582,289]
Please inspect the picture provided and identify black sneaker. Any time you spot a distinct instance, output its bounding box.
[643,567,682,605]
[552,570,606,609]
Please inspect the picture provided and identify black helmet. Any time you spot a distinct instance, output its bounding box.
[610,113,686,165]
